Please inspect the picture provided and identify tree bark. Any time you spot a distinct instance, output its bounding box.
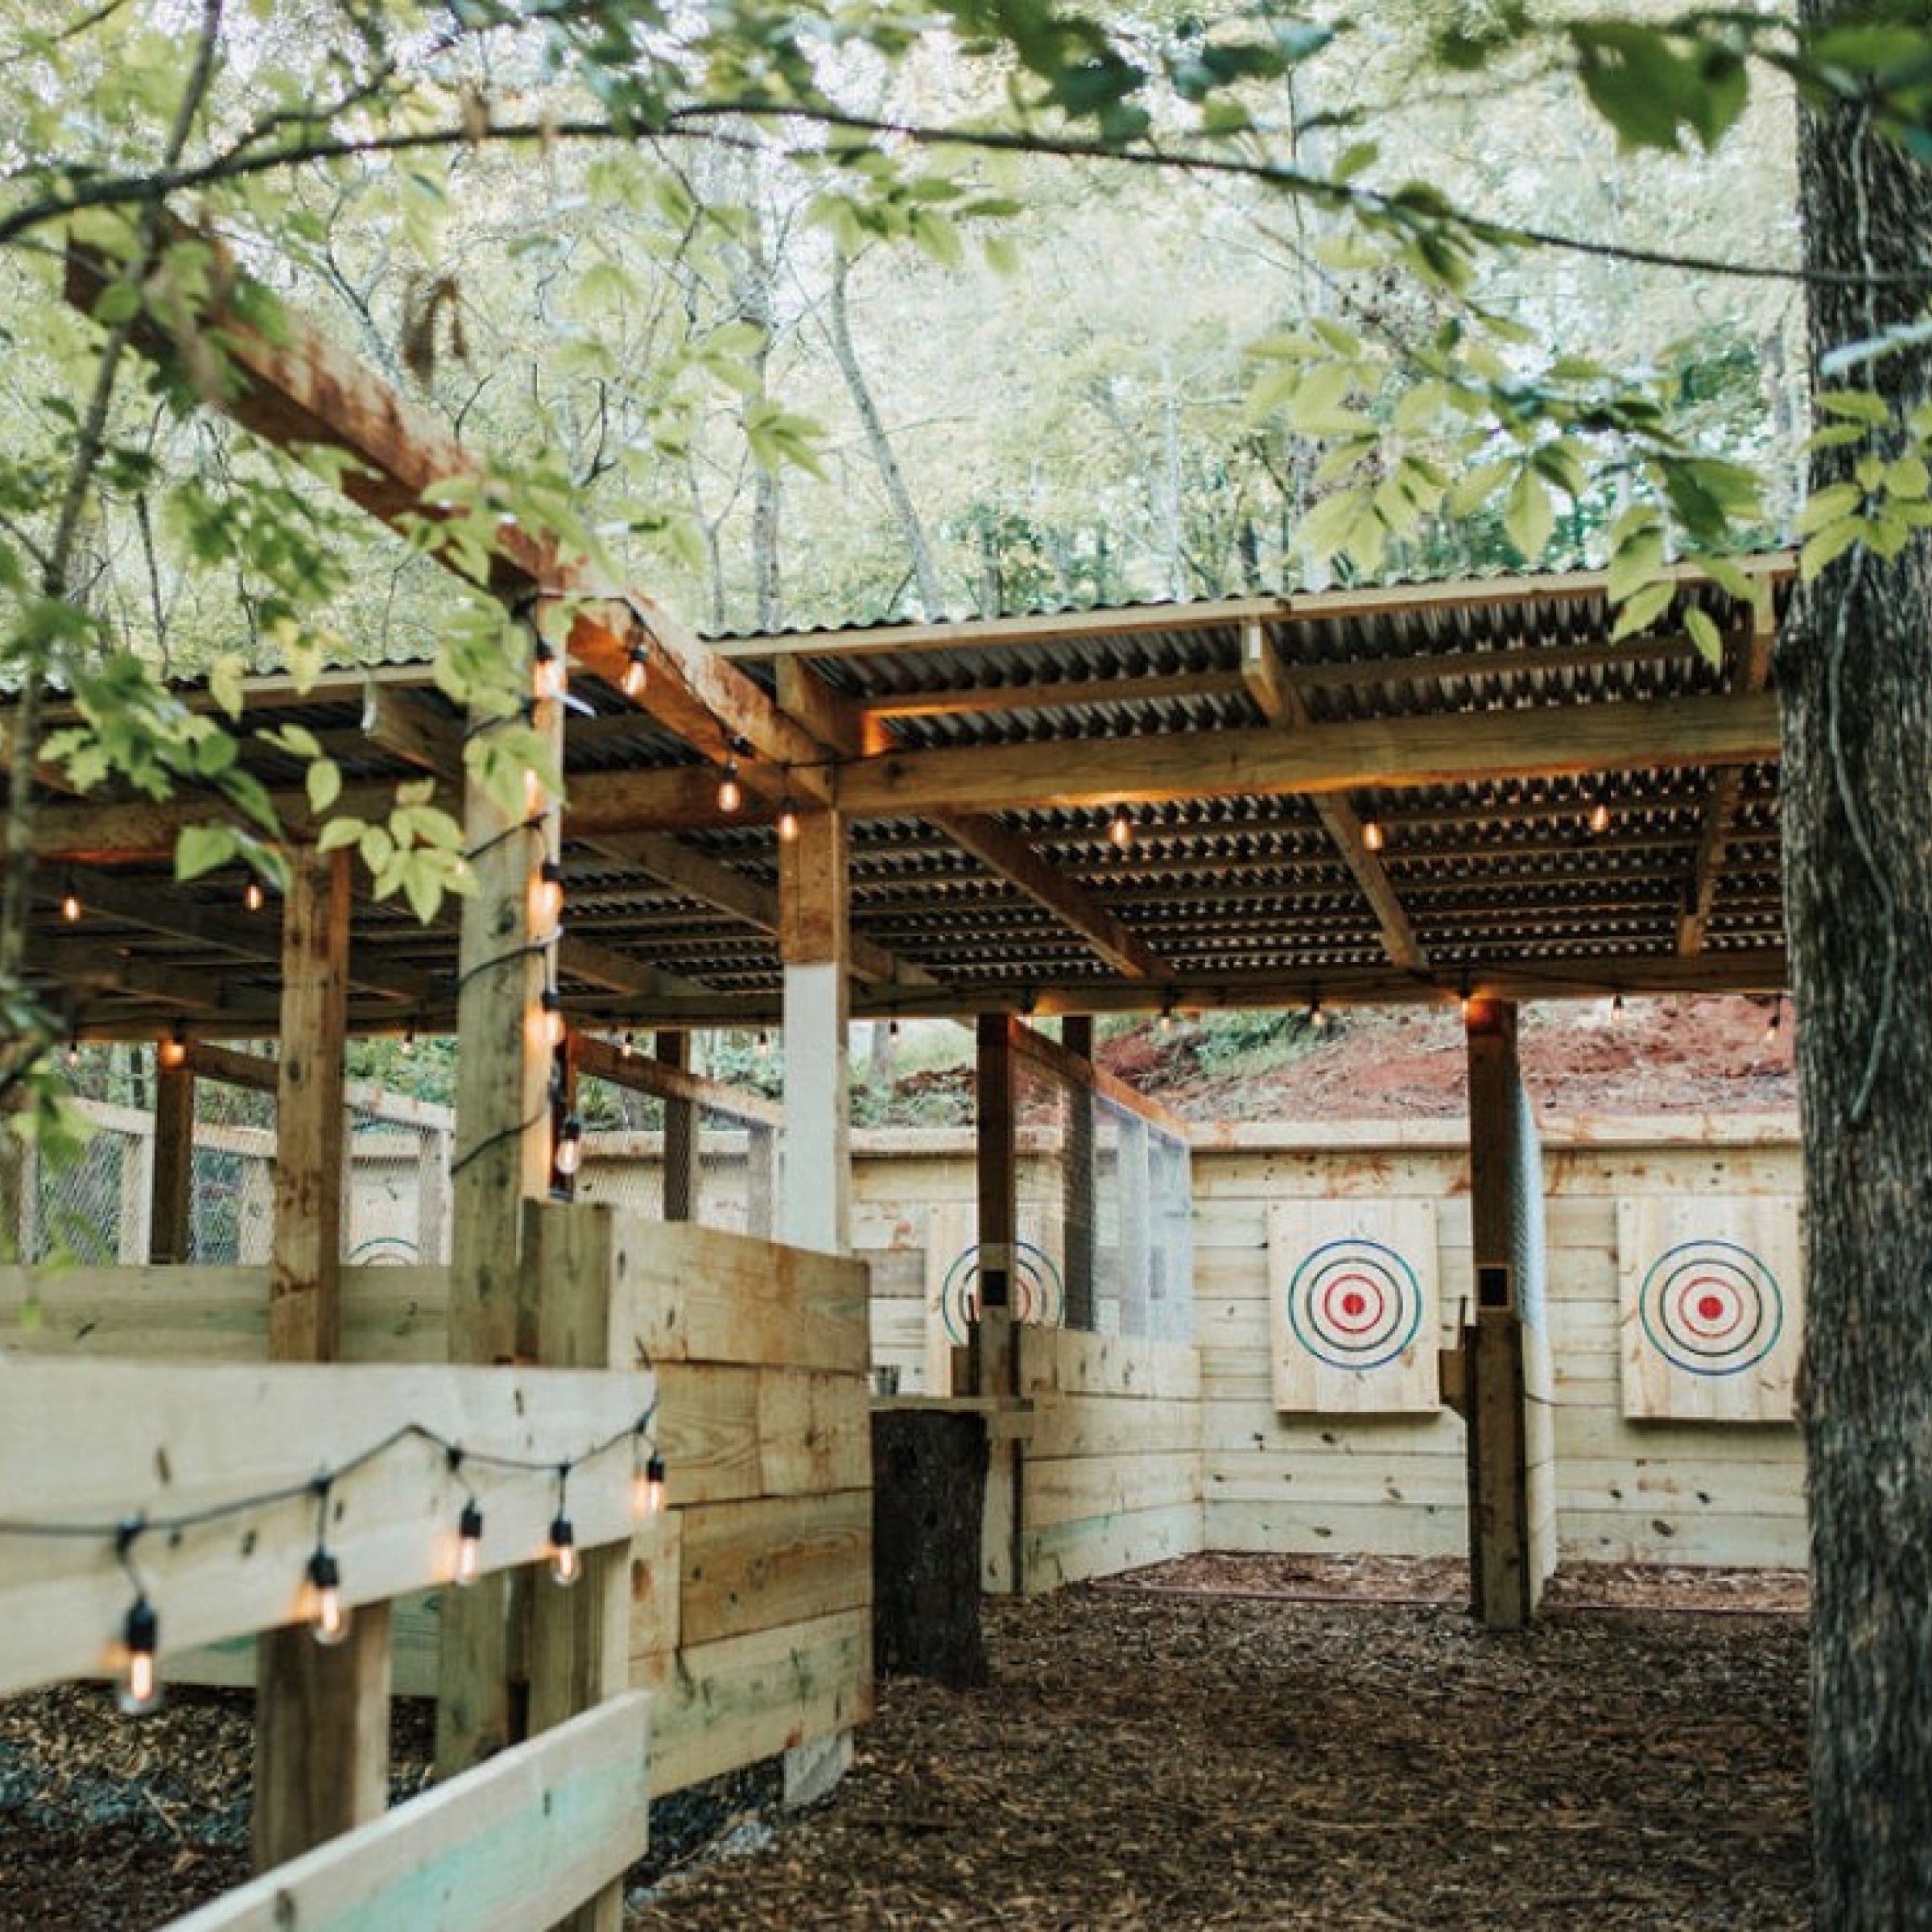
[1785,19,1932,1920]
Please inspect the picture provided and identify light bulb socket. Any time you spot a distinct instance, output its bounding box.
[622,642,650,697]
[548,1514,580,1587]
[118,1597,161,1715]
[554,1113,584,1178]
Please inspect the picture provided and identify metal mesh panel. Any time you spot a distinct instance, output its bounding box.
[1013,1056,1075,1330]
[345,1099,452,1266]
[28,1119,133,1264]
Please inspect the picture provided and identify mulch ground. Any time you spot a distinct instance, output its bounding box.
[0,1557,1810,1930]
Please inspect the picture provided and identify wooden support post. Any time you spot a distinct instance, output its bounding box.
[438,668,564,1777]
[746,1123,776,1242]
[973,1013,1022,1593]
[270,846,349,1363]
[256,844,392,1872]
[1062,1018,1096,1331]
[657,1030,695,1222]
[524,1203,634,1932]
[149,1050,195,1264]
[1463,998,1558,1630]
[778,811,850,1255]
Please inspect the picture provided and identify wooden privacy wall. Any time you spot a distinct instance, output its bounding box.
[0,1215,873,1798]
[1015,1327,1203,1591]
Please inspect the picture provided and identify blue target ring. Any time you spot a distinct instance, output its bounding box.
[1286,1237,1423,1373]
[941,1242,1066,1343]
[1638,1238,1782,1378]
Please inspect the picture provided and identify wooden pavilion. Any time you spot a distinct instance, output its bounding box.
[0,242,1794,1929]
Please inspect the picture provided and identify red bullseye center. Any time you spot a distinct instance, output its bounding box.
[1674,1274,1744,1339]
[1320,1272,1385,1334]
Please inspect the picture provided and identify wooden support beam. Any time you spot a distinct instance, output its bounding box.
[972,1013,1022,1594]
[573,1031,783,1129]
[149,1050,195,1264]
[257,843,387,1873]
[1678,592,1779,957]
[1062,1017,1096,1333]
[438,687,562,1777]
[1462,999,1557,1631]
[835,691,1782,821]
[658,1031,696,1223]
[860,667,1250,724]
[1241,617,1426,971]
[931,811,1176,982]
[523,1203,634,1932]
[779,812,851,1255]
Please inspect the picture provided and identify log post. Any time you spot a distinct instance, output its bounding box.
[254,844,393,1871]
[148,1047,194,1264]
[1463,997,1557,1629]
[525,1201,635,1932]
[436,639,565,1777]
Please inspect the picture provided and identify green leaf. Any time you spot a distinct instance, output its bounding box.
[175,823,238,882]
[1816,389,1891,427]
[1612,579,1675,639]
[208,654,246,720]
[1503,468,1553,562]
[1794,481,1864,535]
[1800,518,1866,580]
[307,758,342,815]
[316,816,364,854]
[1685,606,1724,667]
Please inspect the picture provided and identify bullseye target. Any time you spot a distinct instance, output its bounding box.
[1269,1201,1441,1414]
[1619,1197,1802,1422]
[1287,1238,1424,1373]
[1638,1240,1782,1378]
[940,1241,1066,1343]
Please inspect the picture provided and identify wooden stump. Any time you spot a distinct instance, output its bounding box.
[871,1411,989,1688]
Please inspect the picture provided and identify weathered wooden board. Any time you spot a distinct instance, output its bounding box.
[1268,1200,1440,1414]
[1022,1455,1200,1530]
[1018,1501,1203,1593]
[678,1489,871,1646]
[1618,1195,1802,1422]
[171,1691,650,1932]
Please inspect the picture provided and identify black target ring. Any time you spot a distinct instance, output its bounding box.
[1286,1238,1423,1373]
[1637,1238,1782,1378]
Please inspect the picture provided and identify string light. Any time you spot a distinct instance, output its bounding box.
[717,755,742,815]
[400,1024,417,1059]
[777,790,801,844]
[620,1030,636,1061]
[1158,998,1175,1035]
[60,871,80,923]
[158,1025,188,1071]
[7,1411,667,1719]
[65,1035,81,1069]
[1307,995,1328,1033]
[1361,818,1385,854]
[243,877,265,914]
[621,641,650,700]
[548,1468,580,1588]
[1763,996,1785,1047]
[754,1028,770,1059]
[1587,795,1611,836]
[539,989,566,1051]
[532,638,568,705]
[1610,992,1625,1022]
[1107,805,1133,849]
[553,1113,584,1179]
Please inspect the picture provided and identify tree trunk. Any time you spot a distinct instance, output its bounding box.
[826,247,947,618]
[1785,21,1932,1919]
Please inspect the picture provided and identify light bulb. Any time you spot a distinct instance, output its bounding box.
[717,760,742,815]
[1611,992,1625,1022]
[1308,999,1328,1033]
[539,989,565,1050]
[400,1026,416,1059]
[1763,998,1784,1047]
[548,1514,580,1587]
[619,1030,635,1060]
[554,1113,584,1178]
[1587,798,1611,836]
[1158,1005,1174,1034]
[65,1036,81,1069]
[118,1598,161,1715]
[622,643,649,699]
[1362,819,1385,853]
[159,1029,187,1071]
[1107,806,1133,849]
[634,1452,667,1520]
[60,877,81,923]
[308,1550,350,1647]
[754,1028,770,1059]
[455,1501,484,1588]
[777,795,800,843]
[243,877,265,913]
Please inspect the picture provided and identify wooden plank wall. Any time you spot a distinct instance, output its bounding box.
[1015,1326,1203,1591]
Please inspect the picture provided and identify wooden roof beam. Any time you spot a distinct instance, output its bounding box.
[1243,617,1426,972]
[1678,588,1780,957]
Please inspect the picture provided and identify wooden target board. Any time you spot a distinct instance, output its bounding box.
[1619,1195,1802,1422]
[1268,1200,1439,1414]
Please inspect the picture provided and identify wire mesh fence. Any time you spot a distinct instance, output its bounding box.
[575,1082,783,1238]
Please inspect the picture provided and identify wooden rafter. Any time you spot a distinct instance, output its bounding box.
[1241,616,1426,972]
[1677,589,1780,957]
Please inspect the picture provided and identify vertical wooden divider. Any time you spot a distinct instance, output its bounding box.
[438,663,564,1777]
[255,844,394,1871]
[974,1014,1022,1594]
[525,1200,638,1932]
[1062,1017,1097,1332]
[657,1031,695,1221]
